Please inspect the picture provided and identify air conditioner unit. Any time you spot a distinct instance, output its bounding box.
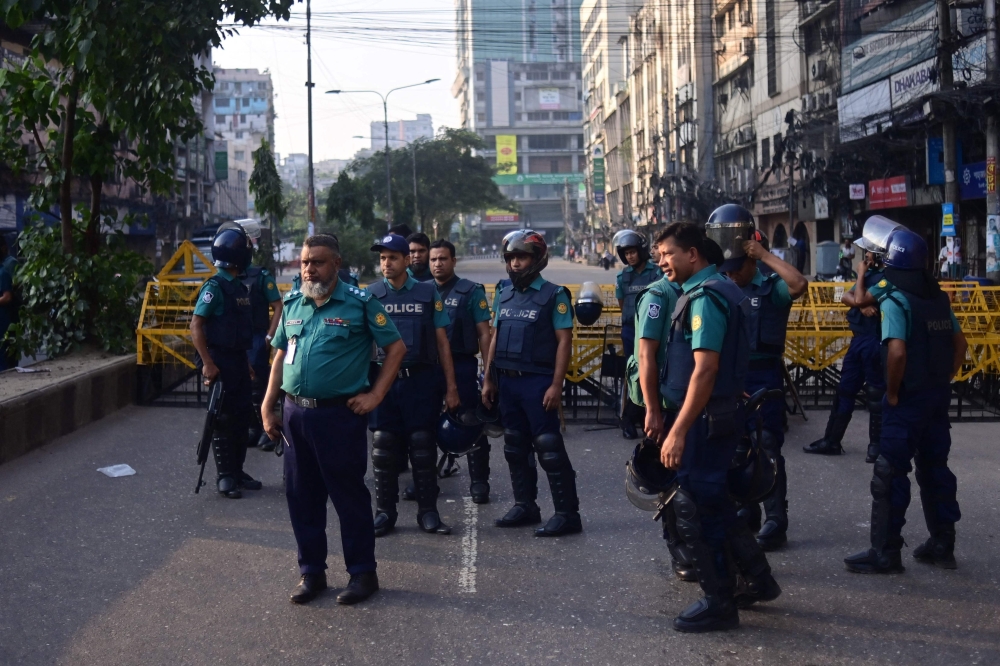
[716,40,727,54]
[719,93,729,107]
[813,59,828,81]
[819,91,832,108]
[809,95,818,111]
[801,94,812,111]
[740,11,753,26]
[740,38,754,56]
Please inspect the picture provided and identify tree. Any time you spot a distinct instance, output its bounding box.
[350,128,515,238]
[249,138,285,271]
[323,171,381,277]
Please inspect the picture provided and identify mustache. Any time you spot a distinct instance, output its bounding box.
[301,275,335,299]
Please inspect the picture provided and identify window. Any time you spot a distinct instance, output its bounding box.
[514,92,522,101]
[215,114,226,124]
[240,114,247,123]
[235,151,245,161]
[550,159,560,173]
[242,98,250,106]
[477,113,486,122]
[526,72,549,81]
[773,133,782,168]
[716,16,725,38]
[236,131,244,139]
[527,112,550,121]
[553,111,571,120]
[528,134,572,149]
[728,10,735,30]
[761,137,770,169]
[551,71,571,80]
[234,83,242,94]
[214,98,228,108]
[766,0,778,96]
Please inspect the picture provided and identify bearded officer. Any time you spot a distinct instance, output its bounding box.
[614,229,662,439]
[368,233,461,536]
[708,205,807,551]
[190,225,262,499]
[262,234,404,605]
[630,235,693,580]
[805,216,898,460]
[481,230,582,537]
[658,223,780,632]
[429,239,494,502]
[407,232,433,282]
[845,228,967,574]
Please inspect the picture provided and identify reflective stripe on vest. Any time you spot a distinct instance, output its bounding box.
[368,280,439,365]
[494,281,560,373]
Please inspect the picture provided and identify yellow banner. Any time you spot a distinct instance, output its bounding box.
[495,135,517,175]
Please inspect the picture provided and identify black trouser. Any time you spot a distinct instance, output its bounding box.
[207,347,253,479]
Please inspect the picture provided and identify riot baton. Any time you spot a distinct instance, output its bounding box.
[195,380,225,494]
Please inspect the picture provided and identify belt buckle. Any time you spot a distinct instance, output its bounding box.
[298,396,317,409]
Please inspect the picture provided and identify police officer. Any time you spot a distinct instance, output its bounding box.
[630,240,693,580]
[407,232,433,282]
[709,205,808,551]
[243,257,283,451]
[190,225,262,499]
[429,239,494,502]
[481,230,582,537]
[844,228,967,574]
[368,233,461,536]
[261,234,404,605]
[657,223,780,632]
[614,229,662,439]
[805,216,899,460]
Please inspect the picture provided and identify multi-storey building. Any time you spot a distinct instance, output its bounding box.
[455,0,586,248]
[370,114,434,151]
[212,68,275,219]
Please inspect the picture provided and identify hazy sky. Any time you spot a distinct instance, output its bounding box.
[213,0,462,163]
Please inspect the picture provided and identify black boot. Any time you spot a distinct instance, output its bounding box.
[534,434,582,537]
[756,453,787,551]
[290,573,327,604]
[257,431,276,452]
[844,538,905,574]
[728,519,782,609]
[845,456,905,574]
[467,439,491,504]
[371,432,401,537]
[913,532,957,569]
[803,410,851,455]
[336,572,379,605]
[238,470,263,491]
[402,484,415,501]
[212,433,242,499]
[410,431,451,535]
[671,489,738,633]
[496,432,541,527]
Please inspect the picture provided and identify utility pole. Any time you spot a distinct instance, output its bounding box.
[383,101,393,225]
[986,0,999,281]
[306,0,316,236]
[786,110,796,246]
[411,142,418,229]
[938,0,958,264]
[563,177,570,258]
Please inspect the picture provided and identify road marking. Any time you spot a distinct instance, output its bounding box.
[459,496,479,594]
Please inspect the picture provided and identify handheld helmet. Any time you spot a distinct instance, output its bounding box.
[211,225,253,271]
[575,281,604,326]
[502,229,549,290]
[705,204,756,273]
[728,435,777,504]
[612,229,650,265]
[625,439,678,511]
[855,215,902,261]
[475,372,504,438]
[437,411,484,456]
[884,228,927,270]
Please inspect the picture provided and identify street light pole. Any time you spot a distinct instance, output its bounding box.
[326,79,439,231]
[412,141,419,227]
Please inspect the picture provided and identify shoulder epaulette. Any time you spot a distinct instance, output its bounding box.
[283,289,303,303]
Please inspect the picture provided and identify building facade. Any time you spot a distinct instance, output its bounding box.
[370,114,434,151]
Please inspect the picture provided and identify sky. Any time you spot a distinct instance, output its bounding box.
[212,0,462,163]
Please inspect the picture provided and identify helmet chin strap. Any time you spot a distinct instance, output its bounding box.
[507,267,534,290]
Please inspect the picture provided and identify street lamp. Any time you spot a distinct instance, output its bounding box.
[354,134,422,229]
[327,79,440,229]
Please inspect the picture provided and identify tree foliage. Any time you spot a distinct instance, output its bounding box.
[347,128,515,238]
[249,137,286,225]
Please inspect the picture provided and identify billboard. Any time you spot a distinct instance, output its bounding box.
[841,3,938,95]
[868,176,909,210]
[495,135,517,175]
[538,88,561,110]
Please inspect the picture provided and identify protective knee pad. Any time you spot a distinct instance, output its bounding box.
[533,433,571,474]
[467,439,491,483]
[211,433,238,476]
[870,455,899,550]
[672,489,703,545]
[865,384,885,409]
[371,431,401,471]
[502,430,532,465]
[408,431,437,471]
[871,455,894,499]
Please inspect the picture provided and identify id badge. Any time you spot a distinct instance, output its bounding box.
[285,337,298,364]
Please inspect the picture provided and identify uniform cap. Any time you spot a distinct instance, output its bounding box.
[371,233,409,255]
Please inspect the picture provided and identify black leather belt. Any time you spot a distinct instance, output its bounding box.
[397,364,431,379]
[496,367,548,377]
[286,394,352,409]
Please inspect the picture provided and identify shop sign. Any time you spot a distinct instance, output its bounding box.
[941,202,957,237]
[959,161,987,200]
[987,157,996,193]
[849,184,866,200]
[868,176,909,209]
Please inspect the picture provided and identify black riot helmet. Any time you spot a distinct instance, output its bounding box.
[437,411,484,456]
[574,281,604,326]
[502,229,549,290]
[705,203,756,273]
[211,225,253,271]
[626,439,678,511]
[728,436,777,504]
[612,229,650,265]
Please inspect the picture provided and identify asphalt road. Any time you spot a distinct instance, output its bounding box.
[1,402,998,665]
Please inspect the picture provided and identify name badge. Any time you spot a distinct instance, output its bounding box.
[285,319,303,326]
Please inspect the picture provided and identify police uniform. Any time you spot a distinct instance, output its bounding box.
[616,262,662,438]
[845,284,961,572]
[243,265,281,447]
[631,277,695,580]
[736,269,793,549]
[273,279,401,580]
[194,269,255,493]
[662,265,777,630]
[368,275,453,535]
[806,270,893,459]
[437,274,493,501]
[492,275,580,533]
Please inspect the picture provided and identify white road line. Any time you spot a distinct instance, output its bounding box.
[459,496,479,594]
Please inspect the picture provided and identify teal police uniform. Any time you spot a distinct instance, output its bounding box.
[367,275,453,536]
[616,262,662,438]
[662,265,778,629]
[272,278,401,578]
[194,268,256,495]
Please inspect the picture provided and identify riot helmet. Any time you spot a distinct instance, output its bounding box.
[705,204,756,273]
[235,218,263,240]
[575,281,604,326]
[884,228,927,271]
[502,229,549,290]
[211,225,253,271]
[612,229,651,265]
[437,411,484,456]
[855,215,902,259]
[728,436,777,504]
[625,439,678,511]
